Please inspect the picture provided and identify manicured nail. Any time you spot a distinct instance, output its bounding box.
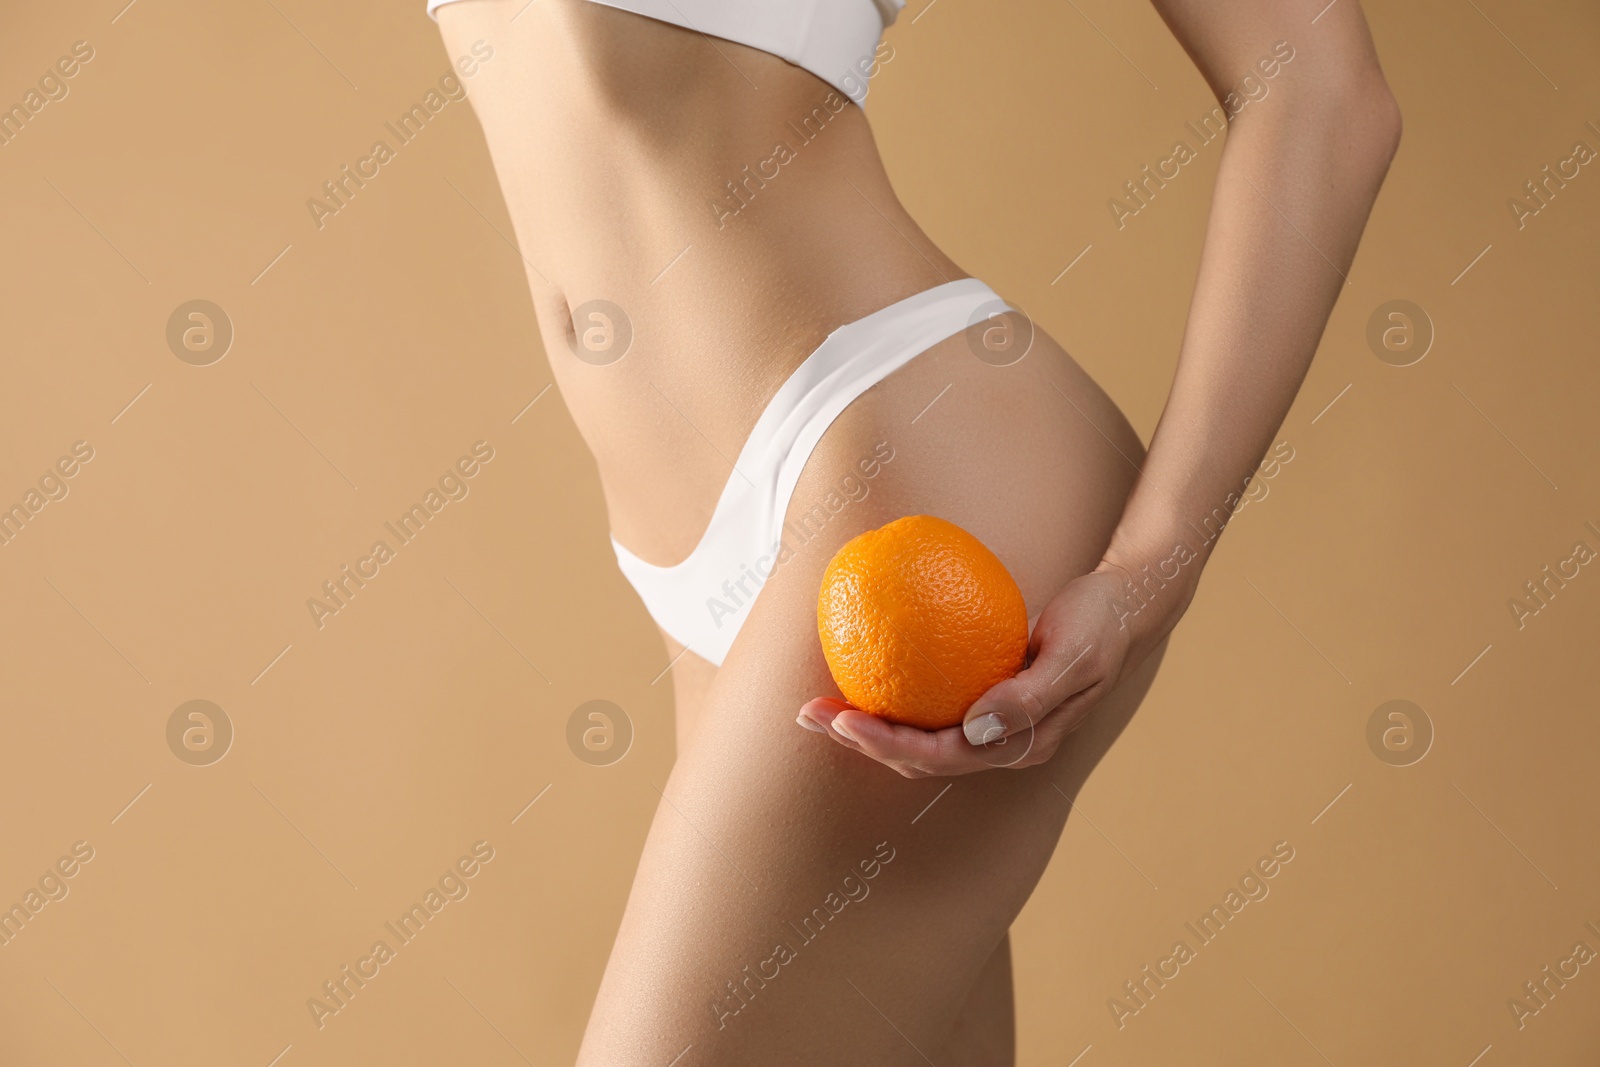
[796,714,827,734]
[831,717,858,743]
[964,713,1006,746]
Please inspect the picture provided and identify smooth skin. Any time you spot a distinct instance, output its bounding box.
[436,1,1399,1062]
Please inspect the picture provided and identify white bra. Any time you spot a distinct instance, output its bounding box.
[427,0,904,101]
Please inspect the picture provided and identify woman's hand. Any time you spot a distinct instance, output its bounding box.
[795,559,1184,778]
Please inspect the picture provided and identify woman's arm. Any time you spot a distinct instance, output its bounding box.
[799,0,1401,776]
[1099,0,1401,618]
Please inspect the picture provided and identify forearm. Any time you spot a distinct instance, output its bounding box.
[1102,70,1401,627]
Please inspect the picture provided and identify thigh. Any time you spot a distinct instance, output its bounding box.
[577,329,1161,1065]
[938,933,1016,1066]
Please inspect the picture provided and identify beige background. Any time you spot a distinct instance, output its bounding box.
[1,0,1597,1064]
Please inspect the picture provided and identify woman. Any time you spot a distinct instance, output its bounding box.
[430,0,1400,1061]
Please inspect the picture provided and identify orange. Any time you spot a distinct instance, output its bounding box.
[817,515,1029,730]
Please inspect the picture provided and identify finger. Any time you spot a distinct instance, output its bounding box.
[1051,678,1110,736]
[797,697,851,734]
[1008,681,1111,768]
[798,699,870,751]
[829,709,997,776]
[963,636,1100,746]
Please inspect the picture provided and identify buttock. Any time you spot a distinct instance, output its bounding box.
[640,292,1149,674]
[733,315,1148,647]
[665,298,1144,751]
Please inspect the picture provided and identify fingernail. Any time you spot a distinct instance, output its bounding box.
[831,717,858,743]
[964,713,1006,746]
[795,714,827,734]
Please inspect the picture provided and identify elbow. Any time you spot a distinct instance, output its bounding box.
[1274,70,1401,174]
[1330,67,1402,171]
[1358,77,1403,168]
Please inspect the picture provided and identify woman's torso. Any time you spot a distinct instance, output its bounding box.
[438,0,977,563]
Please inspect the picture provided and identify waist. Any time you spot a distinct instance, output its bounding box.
[446,0,942,329]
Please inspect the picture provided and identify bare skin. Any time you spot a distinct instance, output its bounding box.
[435,0,1399,1061]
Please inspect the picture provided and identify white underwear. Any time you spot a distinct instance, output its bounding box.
[613,277,1012,666]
